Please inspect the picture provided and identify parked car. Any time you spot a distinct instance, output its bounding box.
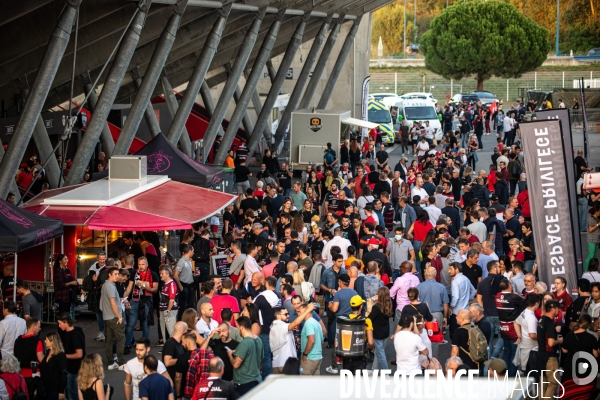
[449,93,480,107]
[399,92,437,104]
[588,48,600,56]
[468,90,498,105]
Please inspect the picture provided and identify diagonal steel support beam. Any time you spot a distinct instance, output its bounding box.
[297,14,343,110]
[201,8,266,162]
[247,71,272,142]
[0,145,21,203]
[66,3,150,186]
[167,2,233,151]
[317,15,362,109]
[247,11,311,158]
[130,68,162,138]
[214,10,284,165]
[199,81,225,145]
[233,84,254,135]
[160,72,193,151]
[273,14,333,151]
[81,71,115,155]
[114,0,188,155]
[0,0,80,197]
[20,86,61,189]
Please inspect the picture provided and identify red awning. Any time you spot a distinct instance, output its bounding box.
[23,181,236,230]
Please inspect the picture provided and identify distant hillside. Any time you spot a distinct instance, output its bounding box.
[372,0,600,58]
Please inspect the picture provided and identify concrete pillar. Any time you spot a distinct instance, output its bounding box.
[201,9,266,162]
[317,16,363,109]
[81,71,114,155]
[166,2,233,150]
[273,15,332,151]
[213,11,284,165]
[247,12,311,157]
[0,0,80,197]
[298,16,343,110]
[114,1,188,155]
[131,73,162,138]
[65,4,149,186]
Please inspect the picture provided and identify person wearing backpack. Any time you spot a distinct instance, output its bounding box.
[57,312,86,400]
[451,309,487,373]
[192,228,215,284]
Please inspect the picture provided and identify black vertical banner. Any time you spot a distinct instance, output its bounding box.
[535,108,583,276]
[520,119,579,291]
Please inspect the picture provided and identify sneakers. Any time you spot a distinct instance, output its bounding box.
[107,362,125,371]
[326,366,339,374]
[95,333,105,341]
[156,340,164,347]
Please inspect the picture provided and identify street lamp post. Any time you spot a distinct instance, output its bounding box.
[555,0,560,56]
[403,0,406,59]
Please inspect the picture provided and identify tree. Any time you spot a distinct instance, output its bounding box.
[371,1,414,57]
[420,1,551,90]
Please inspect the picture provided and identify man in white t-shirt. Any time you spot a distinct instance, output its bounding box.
[393,314,428,374]
[411,177,429,204]
[124,338,172,400]
[269,304,315,373]
[196,302,219,339]
[513,294,540,372]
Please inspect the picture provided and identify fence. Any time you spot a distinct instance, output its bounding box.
[370,71,599,103]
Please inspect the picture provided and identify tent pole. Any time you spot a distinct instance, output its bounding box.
[105,231,108,255]
[13,253,17,302]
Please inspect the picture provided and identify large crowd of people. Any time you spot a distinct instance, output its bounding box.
[0,97,596,400]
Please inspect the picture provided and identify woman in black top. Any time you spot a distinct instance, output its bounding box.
[40,332,68,400]
[561,314,599,399]
[302,199,319,224]
[369,287,393,370]
[77,354,110,400]
[399,287,434,322]
[305,170,321,200]
[349,140,362,175]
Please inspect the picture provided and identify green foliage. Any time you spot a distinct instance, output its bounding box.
[371,1,414,57]
[420,1,551,89]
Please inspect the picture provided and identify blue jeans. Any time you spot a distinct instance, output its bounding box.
[413,240,423,275]
[67,372,78,400]
[372,338,388,370]
[495,248,504,258]
[392,269,401,283]
[502,338,518,377]
[578,197,588,232]
[488,316,503,359]
[260,333,272,379]
[283,188,291,197]
[96,310,104,334]
[126,301,149,347]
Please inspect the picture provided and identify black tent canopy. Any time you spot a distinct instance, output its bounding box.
[0,199,63,252]
[93,133,226,187]
[0,198,63,301]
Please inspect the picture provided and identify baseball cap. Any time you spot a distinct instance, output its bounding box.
[401,156,408,161]
[258,211,269,220]
[338,274,350,285]
[350,295,366,307]
[367,237,380,246]
[490,194,499,201]
[436,151,442,156]
[484,358,507,374]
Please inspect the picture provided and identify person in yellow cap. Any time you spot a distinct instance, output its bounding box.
[339,295,374,373]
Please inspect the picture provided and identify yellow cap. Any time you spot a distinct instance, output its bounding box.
[350,295,366,307]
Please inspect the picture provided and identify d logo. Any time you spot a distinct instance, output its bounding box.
[572,351,598,385]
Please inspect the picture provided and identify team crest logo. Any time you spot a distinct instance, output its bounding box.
[309,117,322,132]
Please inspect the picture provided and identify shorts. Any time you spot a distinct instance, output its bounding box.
[210,225,219,233]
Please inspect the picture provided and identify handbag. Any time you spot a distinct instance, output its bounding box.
[411,304,444,343]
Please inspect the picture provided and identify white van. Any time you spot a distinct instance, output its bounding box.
[395,99,443,141]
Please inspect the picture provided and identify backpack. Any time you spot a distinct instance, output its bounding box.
[31,291,43,303]
[1,375,27,400]
[460,325,488,362]
[324,152,334,165]
[511,160,521,177]
[192,237,210,262]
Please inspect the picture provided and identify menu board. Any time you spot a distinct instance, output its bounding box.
[211,255,231,279]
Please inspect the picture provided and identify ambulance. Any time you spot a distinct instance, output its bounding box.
[394,98,443,141]
[367,100,395,145]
